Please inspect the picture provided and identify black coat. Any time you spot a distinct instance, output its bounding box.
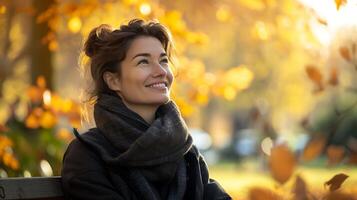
[61,128,232,200]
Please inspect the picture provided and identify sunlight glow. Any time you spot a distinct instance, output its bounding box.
[0,5,6,14]
[299,0,357,45]
[216,6,230,22]
[43,90,51,107]
[68,16,82,33]
[40,160,53,177]
[23,170,32,177]
[139,3,151,16]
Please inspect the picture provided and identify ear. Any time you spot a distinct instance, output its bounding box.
[103,71,121,91]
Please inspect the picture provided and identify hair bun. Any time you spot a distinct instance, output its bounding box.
[84,24,113,58]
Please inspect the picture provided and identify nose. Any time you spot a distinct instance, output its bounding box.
[152,62,167,77]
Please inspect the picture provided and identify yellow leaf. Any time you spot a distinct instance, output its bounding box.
[40,111,57,129]
[225,66,254,90]
[335,0,347,10]
[269,144,296,184]
[216,5,231,22]
[0,5,6,14]
[223,86,237,101]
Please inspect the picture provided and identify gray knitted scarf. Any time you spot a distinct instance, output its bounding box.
[94,93,193,199]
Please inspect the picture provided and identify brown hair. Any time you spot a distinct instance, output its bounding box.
[80,19,174,127]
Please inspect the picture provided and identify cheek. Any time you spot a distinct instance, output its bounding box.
[167,69,174,86]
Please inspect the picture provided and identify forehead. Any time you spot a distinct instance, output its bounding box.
[126,36,165,56]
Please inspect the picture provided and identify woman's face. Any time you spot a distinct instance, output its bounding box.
[112,36,173,108]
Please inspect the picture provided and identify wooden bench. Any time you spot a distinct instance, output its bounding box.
[0,176,63,200]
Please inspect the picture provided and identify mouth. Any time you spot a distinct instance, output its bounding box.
[145,82,168,89]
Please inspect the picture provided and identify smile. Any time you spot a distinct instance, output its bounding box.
[145,82,168,89]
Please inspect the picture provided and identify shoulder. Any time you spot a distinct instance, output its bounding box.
[62,129,107,179]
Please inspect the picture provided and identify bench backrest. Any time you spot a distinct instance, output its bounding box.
[0,176,63,200]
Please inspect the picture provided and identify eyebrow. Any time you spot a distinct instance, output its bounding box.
[131,53,167,60]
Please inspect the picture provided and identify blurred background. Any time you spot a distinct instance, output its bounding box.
[1,0,357,199]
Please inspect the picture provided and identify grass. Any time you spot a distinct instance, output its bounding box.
[209,160,357,200]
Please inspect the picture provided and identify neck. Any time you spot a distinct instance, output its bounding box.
[121,101,158,124]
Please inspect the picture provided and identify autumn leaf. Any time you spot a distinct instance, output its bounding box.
[269,144,296,184]
[327,145,345,165]
[317,17,328,26]
[0,124,9,132]
[56,128,74,142]
[301,136,326,162]
[248,187,282,200]
[27,86,43,103]
[36,76,47,89]
[305,65,324,92]
[348,153,357,165]
[325,173,349,191]
[335,0,347,10]
[293,175,309,200]
[40,111,57,129]
[25,114,40,129]
[339,46,351,62]
[328,66,339,86]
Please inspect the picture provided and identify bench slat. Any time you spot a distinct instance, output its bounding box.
[0,177,63,200]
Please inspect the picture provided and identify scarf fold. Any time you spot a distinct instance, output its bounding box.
[94,93,193,184]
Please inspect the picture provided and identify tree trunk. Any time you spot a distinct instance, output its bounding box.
[30,0,55,90]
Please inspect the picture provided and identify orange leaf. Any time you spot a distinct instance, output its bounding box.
[27,86,43,103]
[269,144,296,184]
[305,65,324,91]
[328,66,339,86]
[335,0,347,10]
[40,111,57,129]
[301,136,326,162]
[248,187,282,200]
[325,173,349,191]
[36,76,47,89]
[317,17,328,26]
[0,124,8,132]
[25,114,40,129]
[293,175,309,200]
[327,145,345,165]
[348,153,357,165]
[339,46,351,61]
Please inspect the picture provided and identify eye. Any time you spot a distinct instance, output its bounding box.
[137,59,149,65]
[160,58,169,65]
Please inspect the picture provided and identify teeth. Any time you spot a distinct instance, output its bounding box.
[149,83,166,88]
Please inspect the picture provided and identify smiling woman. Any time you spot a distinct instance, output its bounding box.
[61,19,232,200]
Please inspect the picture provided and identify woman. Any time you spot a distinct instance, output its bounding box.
[61,19,231,200]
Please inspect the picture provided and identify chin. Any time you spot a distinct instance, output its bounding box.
[149,96,170,105]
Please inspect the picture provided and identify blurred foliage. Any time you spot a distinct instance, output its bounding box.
[0,76,76,176]
[0,2,356,199]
